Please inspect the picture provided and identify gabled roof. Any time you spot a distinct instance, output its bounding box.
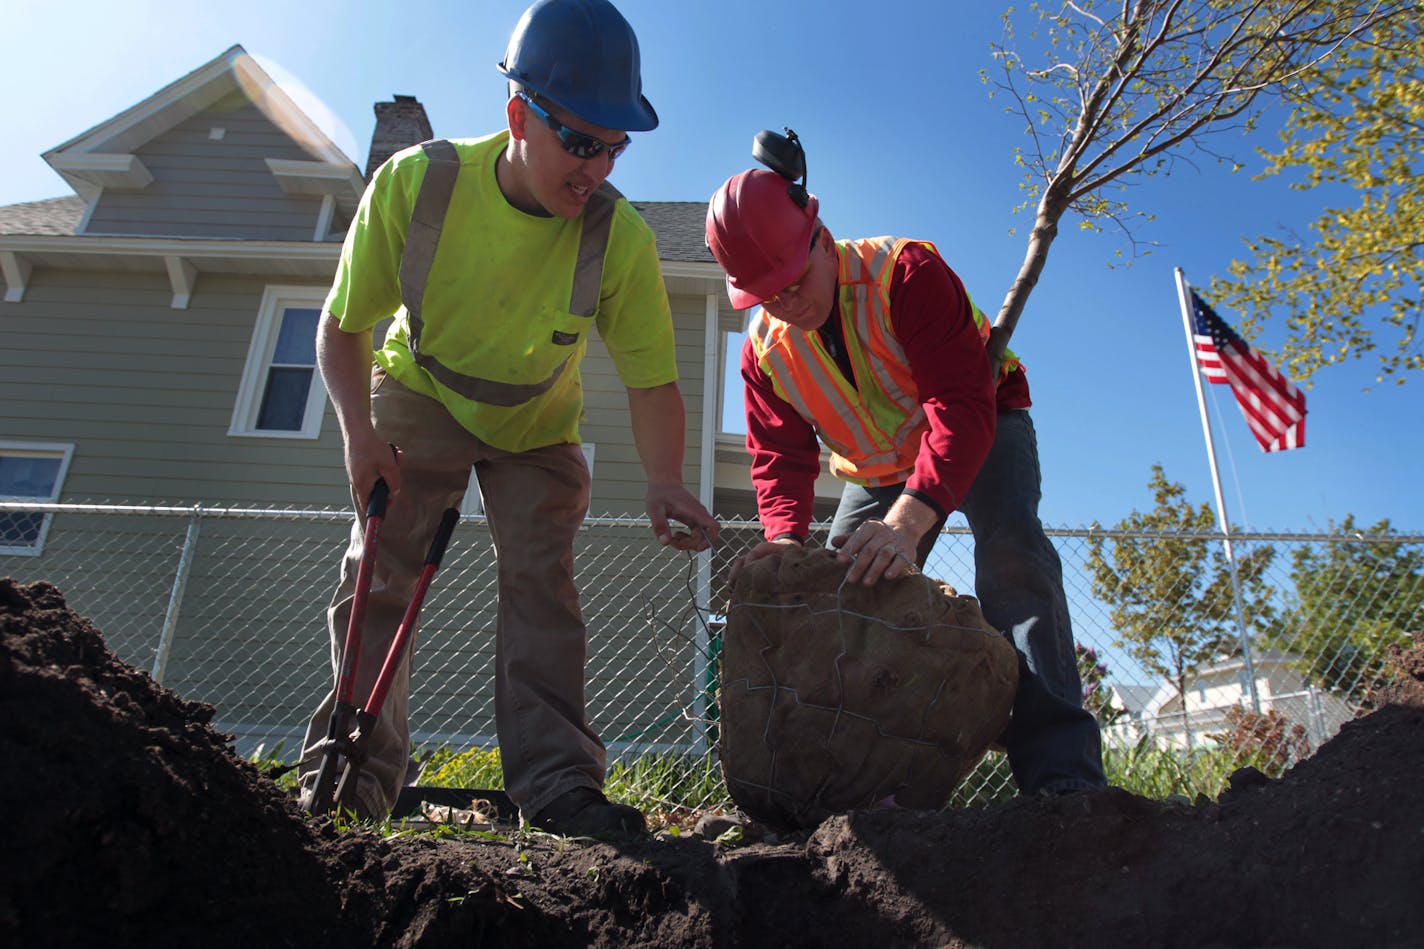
[41,44,361,204]
[1,46,724,305]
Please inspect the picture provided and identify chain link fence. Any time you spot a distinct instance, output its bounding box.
[3,501,1420,813]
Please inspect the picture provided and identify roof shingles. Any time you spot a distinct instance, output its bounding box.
[0,195,85,236]
[630,201,714,264]
[0,195,715,266]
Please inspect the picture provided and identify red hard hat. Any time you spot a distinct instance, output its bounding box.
[705,169,820,310]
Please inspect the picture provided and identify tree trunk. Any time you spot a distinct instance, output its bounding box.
[988,188,1070,374]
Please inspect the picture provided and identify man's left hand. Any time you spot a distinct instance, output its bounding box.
[832,519,918,586]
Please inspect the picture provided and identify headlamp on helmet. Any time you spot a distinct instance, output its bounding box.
[705,128,820,309]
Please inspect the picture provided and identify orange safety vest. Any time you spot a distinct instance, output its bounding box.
[748,236,1019,487]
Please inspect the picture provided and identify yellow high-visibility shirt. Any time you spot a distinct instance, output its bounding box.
[326,130,677,452]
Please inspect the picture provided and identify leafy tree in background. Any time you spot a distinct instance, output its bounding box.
[1264,515,1423,705]
[1087,465,1276,748]
[1212,17,1423,387]
[983,1,1414,369]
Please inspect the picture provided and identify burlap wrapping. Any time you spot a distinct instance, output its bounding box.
[719,546,1019,828]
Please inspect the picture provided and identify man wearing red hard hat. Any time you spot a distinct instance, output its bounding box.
[707,130,1104,796]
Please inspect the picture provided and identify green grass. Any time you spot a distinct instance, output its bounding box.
[1103,737,1270,800]
[606,750,735,821]
[248,740,300,792]
[413,744,735,829]
[249,735,1271,831]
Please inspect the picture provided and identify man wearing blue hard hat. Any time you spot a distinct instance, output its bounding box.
[297,0,718,837]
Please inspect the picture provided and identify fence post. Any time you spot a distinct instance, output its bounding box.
[690,289,720,757]
[1221,526,1263,715]
[1307,683,1327,749]
[690,545,721,756]
[151,504,203,684]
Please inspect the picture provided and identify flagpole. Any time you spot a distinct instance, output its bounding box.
[1174,267,1262,714]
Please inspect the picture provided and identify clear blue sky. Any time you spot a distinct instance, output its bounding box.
[6,0,1419,535]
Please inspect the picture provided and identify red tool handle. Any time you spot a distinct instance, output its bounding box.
[308,478,391,814]
[330,506,460,811]
[363,507,460,719]
[334,479,390,705]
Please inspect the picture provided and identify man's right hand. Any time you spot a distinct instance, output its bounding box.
[345,430,402,505]
[728,537,802,588]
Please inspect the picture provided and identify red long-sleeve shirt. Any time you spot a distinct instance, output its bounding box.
[742,241,1031,541]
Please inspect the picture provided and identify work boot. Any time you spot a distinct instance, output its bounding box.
[528,787,646,838]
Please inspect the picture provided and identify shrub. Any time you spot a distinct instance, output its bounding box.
[1076,643,1125,727]
[1208,706,1310,777]
[418,745,504,788]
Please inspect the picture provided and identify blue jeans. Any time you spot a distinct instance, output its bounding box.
[828,409,1106,795]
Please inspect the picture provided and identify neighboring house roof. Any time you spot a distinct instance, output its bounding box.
[0,196,85,236]
[1140,650,1307,719]
[1110,683,1159,720]
[632,202,715,264]
[0,192,718,267]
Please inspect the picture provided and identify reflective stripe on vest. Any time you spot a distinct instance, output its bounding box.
[750,236,1020,487]
[397,138,620,407]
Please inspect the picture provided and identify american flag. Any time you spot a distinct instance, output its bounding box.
[1190,291,1306,452]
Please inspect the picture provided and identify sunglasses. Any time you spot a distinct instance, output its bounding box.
[518,93,631,161]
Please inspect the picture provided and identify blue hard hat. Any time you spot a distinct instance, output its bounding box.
[497,0,659,132]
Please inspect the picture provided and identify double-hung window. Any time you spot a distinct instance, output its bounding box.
[0,441,74,557]
[230,286,329,438]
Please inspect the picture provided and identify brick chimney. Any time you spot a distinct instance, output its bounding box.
[365,95,433,180]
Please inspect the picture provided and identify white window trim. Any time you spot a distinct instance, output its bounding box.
[458,444,595,517]
[229,285,330,439]
[0,440,75,557]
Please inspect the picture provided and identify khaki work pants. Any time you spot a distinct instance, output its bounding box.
[298,371,606,819]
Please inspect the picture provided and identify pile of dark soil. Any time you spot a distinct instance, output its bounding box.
[2,577,1421,949]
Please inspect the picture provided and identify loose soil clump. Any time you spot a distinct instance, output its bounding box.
[3,577,1421,948]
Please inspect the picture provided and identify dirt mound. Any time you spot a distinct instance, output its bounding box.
[3,577,1422,949]
[0,579,521,948]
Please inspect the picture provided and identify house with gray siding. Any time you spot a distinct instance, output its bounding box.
[0,45,837,757]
